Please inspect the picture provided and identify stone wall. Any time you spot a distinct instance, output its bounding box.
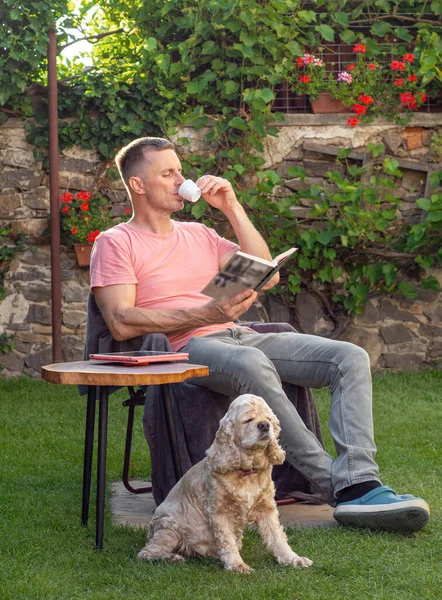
[0,115,441,376]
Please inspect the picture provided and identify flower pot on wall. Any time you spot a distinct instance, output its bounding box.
[73,243,92,267]
[310,93,352,114]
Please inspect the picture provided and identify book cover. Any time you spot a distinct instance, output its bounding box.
[201,247,297,301]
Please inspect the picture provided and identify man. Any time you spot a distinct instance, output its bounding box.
[90,136,430,532]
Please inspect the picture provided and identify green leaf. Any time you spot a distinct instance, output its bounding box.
[191,201,206,220]
[367,143,384,158]
[9,8,20,19]
[233,164,245,175]
[337,148,352,159]
[261,88,275,103]
[417,197,432,211]
[431,0,442,14]
[370,22,392,37]
[340,30,356,44]
[318,230,333,245]
[224,81,238,95]
[144,37,157,51]
[398,281,418,299]
[228,116,248,131]
[301,230,317,250]
[421,276,440,291]
[286,41,302,56]
[334,12,349,28]
[287,166,306,179]
[316,24,335,42]
[394,27,413,42]
[298,10,316,23]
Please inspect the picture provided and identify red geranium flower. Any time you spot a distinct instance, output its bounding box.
[125,207,131,215]
[60,192,73,203]
[352,103,367,116]
[394,78,404,87]
[296,57,304,66]
[352,44,366,53]
[359,94,373,105]
[402,53,414,63]
[87,230,100,243]
[418,92,427,103]
[79,202,90,211]
[368,63,377,71]
[347,117,359,127]
[71,227,78,235]
[299,75,310,83]
[62,205,69,214]
[391,61,405,71]
[408,74,417,82]
[347,63,355,71]
[76,191,92,202]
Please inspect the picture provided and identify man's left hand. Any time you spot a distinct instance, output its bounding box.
[196,175,239,213]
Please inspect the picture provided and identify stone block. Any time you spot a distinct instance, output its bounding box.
[0,293,29,325]
[379,299,419,322]
[62,310,87,328]
[401,171,426,191]
[62,146,99,162]
[429,339,442,358]
[0,191,21,215]
[0,169,42,191]
[342,326,383,369]
[1,148,35,169]
[27,303,52,325]
[58,157,99,174]
[22,283,51,302]
[303,160,344,177]
[403,127,423,151]
[22,186,50,210]
[62,335,85,362]
[62,281,89,303]
[382,353,425,370]
[422,303,442,323]
[0,350,24,374]
[382,132,403,154]
[380,324,413,344]
[419,324,442,338]
[59,172,95,190]
[20,246,51,265]
[265,297,292,324]
[290,205,312,218]
[24,346,53,373]
[354,301,380,325]
[11,218,48,240]
[294,291,323,335]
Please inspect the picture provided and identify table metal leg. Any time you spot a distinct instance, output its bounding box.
[96,385,109,550]
[162,384,183,482]
[82,385,96,526]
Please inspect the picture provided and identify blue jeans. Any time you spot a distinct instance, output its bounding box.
[182,327,380,501]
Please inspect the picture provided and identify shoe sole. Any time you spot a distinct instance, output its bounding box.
[334,500,430,532]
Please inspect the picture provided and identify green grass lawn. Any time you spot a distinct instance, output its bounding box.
[0,371,441,600]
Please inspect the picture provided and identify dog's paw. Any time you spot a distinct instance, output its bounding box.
[291,555,313,569]
[226,561,254,574]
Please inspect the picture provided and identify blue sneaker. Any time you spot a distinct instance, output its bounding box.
[333,486,430,532]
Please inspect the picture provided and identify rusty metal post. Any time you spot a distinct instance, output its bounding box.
[48,27,62,363]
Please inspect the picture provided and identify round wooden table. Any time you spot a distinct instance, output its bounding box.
[41,360,209,549]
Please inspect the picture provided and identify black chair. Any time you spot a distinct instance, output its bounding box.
[82,294,326,506]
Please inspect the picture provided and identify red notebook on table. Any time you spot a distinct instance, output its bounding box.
[89,351,189,365]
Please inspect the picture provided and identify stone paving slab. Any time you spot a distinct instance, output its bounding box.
[111,481,337,529]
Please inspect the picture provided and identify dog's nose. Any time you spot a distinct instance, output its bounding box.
[257,420,270,432]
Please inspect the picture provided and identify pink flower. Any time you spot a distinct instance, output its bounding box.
[337,72,353,83]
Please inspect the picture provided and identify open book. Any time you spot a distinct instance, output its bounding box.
[201,247,297,301]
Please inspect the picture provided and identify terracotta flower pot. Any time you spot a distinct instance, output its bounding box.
[310,93,352,114]
[73,243,92,267]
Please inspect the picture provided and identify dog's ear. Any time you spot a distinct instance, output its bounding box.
[206,416,241,473]
[267,414,286,465]
[266,438,286,465]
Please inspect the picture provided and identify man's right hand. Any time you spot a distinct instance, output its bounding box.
[204,289,258,323]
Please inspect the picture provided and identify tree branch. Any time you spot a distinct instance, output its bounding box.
[349,14,441,26]
[58,29,125,53]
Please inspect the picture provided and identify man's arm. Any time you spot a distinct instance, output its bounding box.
[198,175,279,290]
[94,283,258,342]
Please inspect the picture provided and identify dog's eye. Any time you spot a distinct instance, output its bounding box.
[243,418,254,424]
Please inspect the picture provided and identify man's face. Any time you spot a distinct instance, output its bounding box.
[140,148,186,211]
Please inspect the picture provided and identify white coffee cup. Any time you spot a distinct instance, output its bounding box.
[178,179,201,203]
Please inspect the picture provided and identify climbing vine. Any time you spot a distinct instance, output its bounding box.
[1,0,441,325]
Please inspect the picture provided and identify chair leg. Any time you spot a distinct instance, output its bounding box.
[122,387,152,494]
[162,384,183,482]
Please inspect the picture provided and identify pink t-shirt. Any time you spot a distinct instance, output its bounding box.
[90,221,240,350]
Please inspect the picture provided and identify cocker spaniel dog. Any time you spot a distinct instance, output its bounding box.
[138,394,312,573]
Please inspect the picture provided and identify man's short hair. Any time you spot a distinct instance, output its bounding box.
[115,137,175,184]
